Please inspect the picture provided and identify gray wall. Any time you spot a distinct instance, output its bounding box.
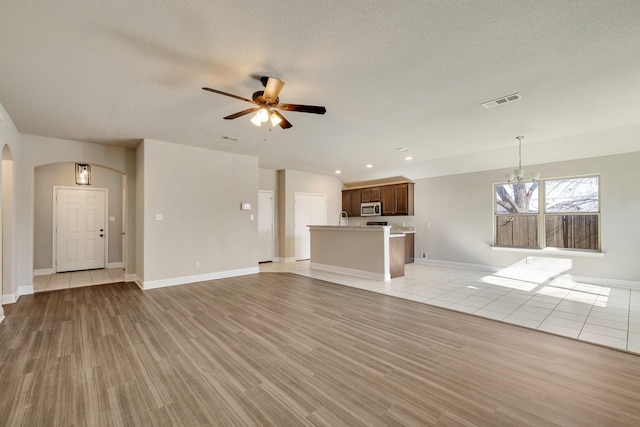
[33,163,124,270]
[413,151,640,282]
[139,139,259,284]
[258,169,278,192]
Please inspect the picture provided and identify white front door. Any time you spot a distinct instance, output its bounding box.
[294,193,327,260]
[258,190,274,262]
[56,187,106,272]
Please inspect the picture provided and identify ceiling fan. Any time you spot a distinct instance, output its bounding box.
[202,76,326,129]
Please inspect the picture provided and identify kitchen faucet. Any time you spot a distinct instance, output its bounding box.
[339,211,349,226]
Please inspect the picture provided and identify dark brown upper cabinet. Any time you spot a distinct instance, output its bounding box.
[341,189,362,217]
[342,183,413,217]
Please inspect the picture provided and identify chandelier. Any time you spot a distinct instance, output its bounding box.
[505,136,540,183]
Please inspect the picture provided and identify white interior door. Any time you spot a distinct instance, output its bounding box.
[258,190,274,262]
[56,187,106,272]
[294,193,327,260]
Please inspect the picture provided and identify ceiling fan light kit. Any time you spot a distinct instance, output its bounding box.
[248,107,283,128]
[269,111,282,127]
[203,76,326,130]
[250,114,263,127]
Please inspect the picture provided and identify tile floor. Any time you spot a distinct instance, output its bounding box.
[260,259,640,354]
[33,268,126,292]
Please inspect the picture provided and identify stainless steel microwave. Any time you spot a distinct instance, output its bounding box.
[361,201,381,216]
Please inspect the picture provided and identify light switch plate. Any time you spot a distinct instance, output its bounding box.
[109,216,116,222]
[155,214,163,221]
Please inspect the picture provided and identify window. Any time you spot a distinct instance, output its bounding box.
[495,182,539,247]
[494,175,600,251]
[544,176,599,250]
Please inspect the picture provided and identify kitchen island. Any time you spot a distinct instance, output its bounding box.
[308,225,405,281]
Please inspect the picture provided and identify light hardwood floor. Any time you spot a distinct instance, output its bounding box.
[1,273,640,426]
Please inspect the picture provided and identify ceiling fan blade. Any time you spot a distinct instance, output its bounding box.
[223,108,259,120]
[276,103,327,115]
[263,78,285,103]
[272,110,292,129]
[202,87,255,104]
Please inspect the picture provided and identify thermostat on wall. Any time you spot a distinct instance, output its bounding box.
[241,202,252,211]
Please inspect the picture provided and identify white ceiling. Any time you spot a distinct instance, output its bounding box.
[1,1,639,183]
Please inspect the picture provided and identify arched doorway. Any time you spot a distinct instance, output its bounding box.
[2,145,14,307]
[32,162,126,291]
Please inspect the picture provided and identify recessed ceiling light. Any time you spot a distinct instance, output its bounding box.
[335,170,341,174]
[405,156,413,160]
[366,164,373,168]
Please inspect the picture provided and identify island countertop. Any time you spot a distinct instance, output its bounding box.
[308,225,390,232]
[308,225,405,281]
[307,225,414,234]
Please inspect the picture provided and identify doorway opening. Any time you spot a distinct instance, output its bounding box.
[33,162,126,292]
[1,145,14,306]
[258,190,274,263]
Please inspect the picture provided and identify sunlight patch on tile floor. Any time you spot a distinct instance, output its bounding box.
[260,260,640,355]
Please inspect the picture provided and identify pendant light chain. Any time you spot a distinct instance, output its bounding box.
[517,136,523,171]
[505,136,540,183]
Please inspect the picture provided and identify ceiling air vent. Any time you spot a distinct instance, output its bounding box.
[220,136,239,141]
[482,93,522,109]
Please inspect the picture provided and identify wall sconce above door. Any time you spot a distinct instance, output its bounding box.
[75,163,91,185]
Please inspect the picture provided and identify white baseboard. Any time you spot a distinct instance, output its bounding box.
[2,285,34,305]
[107,262,123,269]
[572,275,640,289]
[273,257,297,263]
[311,262,389,281]
[414,258,640,289]
[140,267,259,290]
[0,308,4,324]
[414,258,497,272]
[19,285,34,297]
[128,274,143,289]
[125,273,139,283]
[1,294,17,304]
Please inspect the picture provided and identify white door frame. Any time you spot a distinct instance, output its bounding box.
[258,190,274,262]
[53,186,109,273]
[121,175,127,272]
